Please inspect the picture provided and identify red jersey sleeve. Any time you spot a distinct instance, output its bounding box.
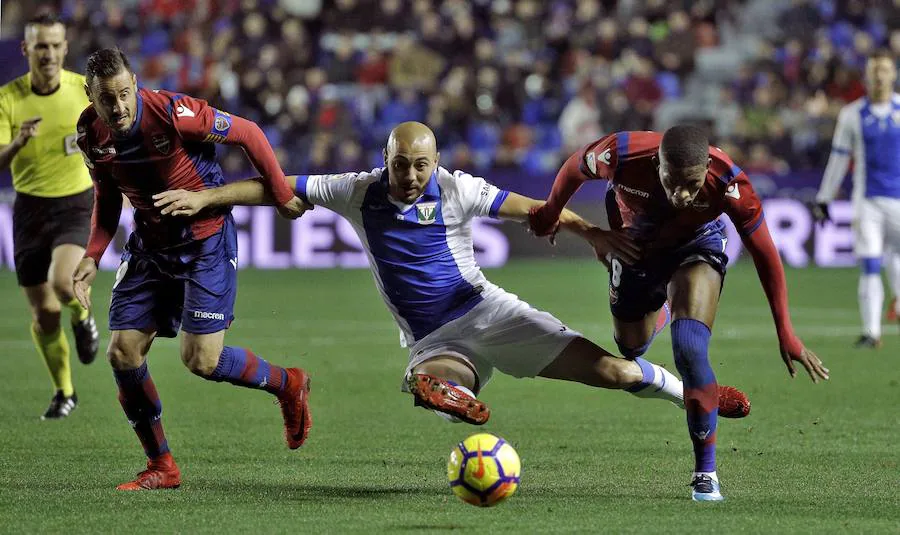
[528,134,618,236]
[723,171,764,236]
[76,119,123,263]
[168,93,294,205]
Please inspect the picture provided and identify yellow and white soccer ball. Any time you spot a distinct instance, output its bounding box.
[447,433,521,507]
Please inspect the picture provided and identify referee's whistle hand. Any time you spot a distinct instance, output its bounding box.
[14,116,42,146]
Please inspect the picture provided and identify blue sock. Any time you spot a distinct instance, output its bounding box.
[625,357,657,392]
[208,346,288,395]
[671,319,718,473]
[113,362,169,459]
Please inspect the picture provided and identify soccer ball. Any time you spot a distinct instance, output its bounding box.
[447,433,521,507]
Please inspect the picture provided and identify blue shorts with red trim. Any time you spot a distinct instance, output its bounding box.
[109,214,238,337]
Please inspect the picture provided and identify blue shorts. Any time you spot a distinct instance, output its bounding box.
[109,215,238,337]
[609,221,729,322]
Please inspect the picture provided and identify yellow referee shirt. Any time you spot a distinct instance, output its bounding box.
[0,70,92,198]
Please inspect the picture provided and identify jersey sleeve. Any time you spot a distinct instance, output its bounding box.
[816,105,857,203]
[723,170,764,236]
[295,172,363,214]
[167,93,230,143]
[579,134,619,180]
[447,170,509,219]
[0,92,12,145]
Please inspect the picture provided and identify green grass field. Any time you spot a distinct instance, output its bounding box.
[1,261,898,533]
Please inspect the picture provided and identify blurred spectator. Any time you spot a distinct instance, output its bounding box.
[5,0,891,179]
[557,81,602,153]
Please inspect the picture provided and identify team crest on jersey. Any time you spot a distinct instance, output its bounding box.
[152,134,171,155]
[204,109,232,143]
[416,202,437,224]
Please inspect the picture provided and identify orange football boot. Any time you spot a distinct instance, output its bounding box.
[406,373,490,425]
[717,385,751,418]
[278,368,312,449]
[116,453,181,491]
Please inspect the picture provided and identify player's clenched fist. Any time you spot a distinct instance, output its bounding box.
[73,257,98,310]
[14,116,42,147]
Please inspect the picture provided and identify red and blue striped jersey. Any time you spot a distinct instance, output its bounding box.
[578,131,763,250]
[77,87,233,249]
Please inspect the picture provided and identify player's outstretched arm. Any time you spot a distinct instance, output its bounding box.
[741,219,830,383]
[153,176,310,219]
[528,150,589,237]
[73,177,123,309]
[497,192,640,263]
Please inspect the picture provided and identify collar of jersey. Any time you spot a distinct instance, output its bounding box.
[379,168,440,213]
[114,88,144,140]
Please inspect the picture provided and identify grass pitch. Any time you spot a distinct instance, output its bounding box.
[0,261,897,533]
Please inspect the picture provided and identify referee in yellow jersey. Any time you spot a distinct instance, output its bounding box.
[0,14,99,419]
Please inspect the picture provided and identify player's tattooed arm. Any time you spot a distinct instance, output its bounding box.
[153,176,310,219]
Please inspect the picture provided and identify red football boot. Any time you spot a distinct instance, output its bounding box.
[406,373,491,425]
[277,368,312,449]
[116,453,181,491]
[717,385,751,418]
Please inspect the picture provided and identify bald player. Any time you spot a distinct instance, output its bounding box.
[155,122,752,482]
[0,13,99,419]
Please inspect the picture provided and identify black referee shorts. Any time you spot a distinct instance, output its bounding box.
[13,188,94,287]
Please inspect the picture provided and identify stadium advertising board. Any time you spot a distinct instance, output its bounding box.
[0,200,854,270]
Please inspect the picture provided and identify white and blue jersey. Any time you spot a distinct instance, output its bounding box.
[818,93,900,204]
[295,167,509,346]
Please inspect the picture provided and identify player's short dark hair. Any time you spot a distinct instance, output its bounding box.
[868,48,895,62]
[660,124,709,168]
[26,12,66,28]
[85,48,132,86]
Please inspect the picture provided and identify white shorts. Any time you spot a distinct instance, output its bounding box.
[402,289,582,391]
[854,197,900,258]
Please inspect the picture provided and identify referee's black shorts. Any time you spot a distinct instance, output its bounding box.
[13,187,94,287]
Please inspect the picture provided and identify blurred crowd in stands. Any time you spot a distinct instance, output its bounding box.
[4,0,900,178]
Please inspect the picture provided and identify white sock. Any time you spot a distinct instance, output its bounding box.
[859,273,884,338]
[629,361,685,408]
[693,471,719,483]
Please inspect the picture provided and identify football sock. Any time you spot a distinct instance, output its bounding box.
[859,260,883,338]
[208,346,288,395]
[625,357,684,406]
[113,363,169,459]
[64,297,90,323]
[672,319,717,474]
[31,323,74,397]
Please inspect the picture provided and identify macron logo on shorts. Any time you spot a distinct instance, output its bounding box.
[193,310,225,321]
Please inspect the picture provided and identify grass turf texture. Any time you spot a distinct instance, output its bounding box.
[0,261,898,533]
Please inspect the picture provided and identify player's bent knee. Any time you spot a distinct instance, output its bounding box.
[181,349,219,377]
[49,278,75,303]
[33,307,62,334]
[616,338,650,359]
[107,341,144,370]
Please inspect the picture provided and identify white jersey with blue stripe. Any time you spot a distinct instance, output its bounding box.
[818,93,900,204]
[295,166,510,346]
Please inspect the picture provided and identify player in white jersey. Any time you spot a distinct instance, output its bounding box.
[815,49,900,348]
[153,122,750,427]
